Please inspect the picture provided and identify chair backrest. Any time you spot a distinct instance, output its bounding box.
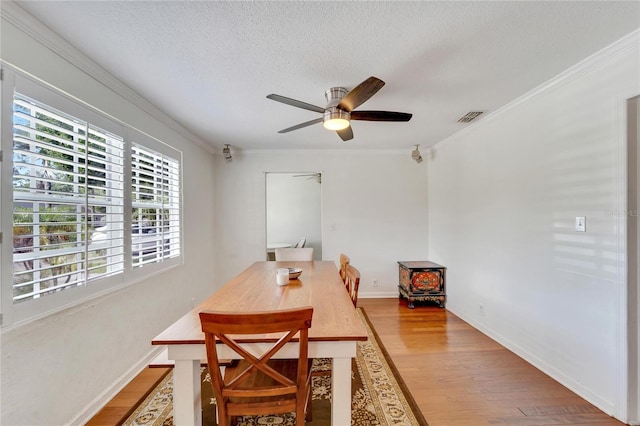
[344,264,360,307]
[199,307,314,422]
[339,253,350,283]
[275,247,314,261]
[294,237,306,248]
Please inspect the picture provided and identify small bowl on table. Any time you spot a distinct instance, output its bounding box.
[288,268,302,280]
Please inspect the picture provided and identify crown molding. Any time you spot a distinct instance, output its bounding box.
[434,28,640,149]
[1,1,215,155]
[223,148,414,157]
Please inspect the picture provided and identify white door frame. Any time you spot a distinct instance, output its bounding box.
[623,95,640,425]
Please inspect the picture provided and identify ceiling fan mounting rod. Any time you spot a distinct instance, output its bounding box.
[324,87,348,108]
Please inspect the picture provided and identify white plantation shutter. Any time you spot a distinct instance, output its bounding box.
[3,69,183,326]
[12,93,125,303]
[131,144,181,268]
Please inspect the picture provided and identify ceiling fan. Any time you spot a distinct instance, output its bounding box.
[293,173,321,183]
[266,76,412,141]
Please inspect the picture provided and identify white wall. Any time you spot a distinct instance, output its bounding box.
[213,150,428,297]
[1,6,216,425]
[427,31,639,421]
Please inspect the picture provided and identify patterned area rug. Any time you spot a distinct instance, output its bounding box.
[123,308,428,425]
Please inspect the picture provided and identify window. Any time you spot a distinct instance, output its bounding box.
[131,144,181,267]
[12,93,125,303]
[3,69,182,326]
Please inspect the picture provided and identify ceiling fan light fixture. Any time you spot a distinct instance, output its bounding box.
[323,108,350,131]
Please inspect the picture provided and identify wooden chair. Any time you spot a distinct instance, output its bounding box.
[199,307,314,426]
[344,264,360,307]
[339,253,350,284]
[275,247,314,261]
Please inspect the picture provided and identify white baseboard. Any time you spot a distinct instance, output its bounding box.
[360,291,398,298]
[67,346,166,425]
[449,305,619,421]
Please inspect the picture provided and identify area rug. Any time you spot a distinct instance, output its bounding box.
[123,308,428,425]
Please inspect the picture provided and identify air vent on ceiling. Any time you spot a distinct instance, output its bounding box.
[457,111,484,123]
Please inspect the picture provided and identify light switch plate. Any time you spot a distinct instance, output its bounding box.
[575,216,586,232]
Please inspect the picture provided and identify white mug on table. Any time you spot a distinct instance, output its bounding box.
[276,268,289,285]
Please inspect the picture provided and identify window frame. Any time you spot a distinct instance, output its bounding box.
[1,66,183,328]
[128,137,182,274]
[12,92,127,302]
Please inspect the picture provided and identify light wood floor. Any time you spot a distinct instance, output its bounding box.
[88,297,626,425]
[86,366,170,426]
[359,298,625,426]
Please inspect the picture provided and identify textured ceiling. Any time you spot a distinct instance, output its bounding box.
[13,1,640,152]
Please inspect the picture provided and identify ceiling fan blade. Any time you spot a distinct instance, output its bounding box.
[277,117,324,133]
[337,126,353,141]
[350,111,413,122]
[337,76,385,112]
[266,94,325,113]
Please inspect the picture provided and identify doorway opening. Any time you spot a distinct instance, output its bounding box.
[265,172,322,261]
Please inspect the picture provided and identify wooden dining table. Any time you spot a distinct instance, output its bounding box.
[152,260,368,425]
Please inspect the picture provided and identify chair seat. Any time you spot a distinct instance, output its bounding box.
[224,359,314,406]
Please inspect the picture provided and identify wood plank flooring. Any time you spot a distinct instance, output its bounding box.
[86,366,170,425]
[88,298,625,425]
[358,298,625,426]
